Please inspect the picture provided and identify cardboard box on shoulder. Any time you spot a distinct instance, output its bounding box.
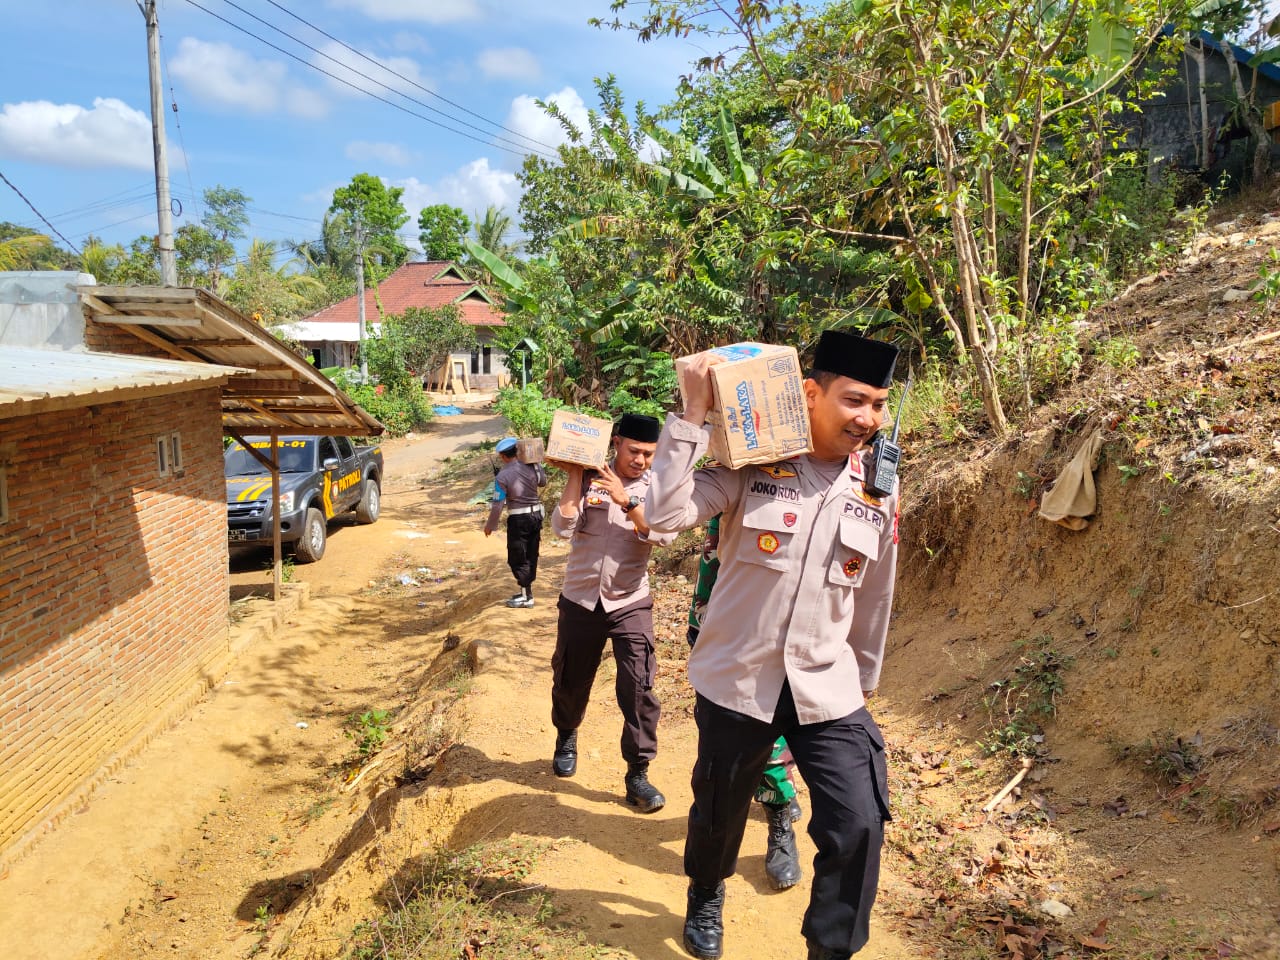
[545,409,613,469]
[675,342,812,468]
[516,436,544,464]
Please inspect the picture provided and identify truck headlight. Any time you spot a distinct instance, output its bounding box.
[278,491,295,513]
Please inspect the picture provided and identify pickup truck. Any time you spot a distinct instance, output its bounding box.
[225,435,383,563]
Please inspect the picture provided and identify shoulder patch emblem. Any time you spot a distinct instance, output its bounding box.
[857,486,883,507]
[758,463,797,479]
[782,511,797,528]
[757,532,780,554]
[843,557,863,577]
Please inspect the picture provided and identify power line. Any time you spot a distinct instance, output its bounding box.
[178,0,558,162]
[158,24,201,217]
[0,170,82,255]
[213,0,558,160]
[262,0,563,154]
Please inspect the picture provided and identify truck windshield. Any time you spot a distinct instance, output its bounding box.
[224,439,315,475]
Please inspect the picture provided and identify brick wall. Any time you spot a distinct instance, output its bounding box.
[0,387,231,864]
[82,314,172,358]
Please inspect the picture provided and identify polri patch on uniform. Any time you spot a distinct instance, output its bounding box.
[783,512,797,527]
[757,532,781,554]
[843,557,863,577]
[758,463,798,479]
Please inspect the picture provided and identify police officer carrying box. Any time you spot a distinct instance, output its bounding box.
[646,331,902,960]
[483,436,547,608]
[549,413,677,813]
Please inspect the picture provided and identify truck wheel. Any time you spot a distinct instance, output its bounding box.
[293,508,327,563]
[355,479,381,524]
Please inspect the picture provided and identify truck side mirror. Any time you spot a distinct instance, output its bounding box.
[322,457,340,471]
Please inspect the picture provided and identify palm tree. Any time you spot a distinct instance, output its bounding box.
[468,205,522,284]
[0,233,52,270]
[221,239,325,327]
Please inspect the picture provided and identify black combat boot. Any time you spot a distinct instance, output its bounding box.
[552,729,577,778]
[763,801,801,890]
[806,942,852,960]
[788,794,803,822]
[682,880,725,959]
[623,761,666,812]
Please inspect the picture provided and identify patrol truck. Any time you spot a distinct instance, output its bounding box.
[225,435,383,563]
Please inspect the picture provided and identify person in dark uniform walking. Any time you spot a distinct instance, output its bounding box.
[483,436,547,608]
[647,331,902,960]
[549,413,676,812]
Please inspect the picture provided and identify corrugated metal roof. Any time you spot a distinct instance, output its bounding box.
[0,346,247,420]
[79,286,383,436]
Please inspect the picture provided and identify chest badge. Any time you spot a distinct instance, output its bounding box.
[758,463,797,479]
[782,512,797,527]
[757,532,781,554]
[857,486,883,507]
[843,557,863,577]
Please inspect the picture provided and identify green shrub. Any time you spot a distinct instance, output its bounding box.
[494,385,563,437]
[336,372,433,438]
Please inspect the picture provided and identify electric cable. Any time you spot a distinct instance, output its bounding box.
[179,0,558,162]
[262,0,563,154]
[0,170,82,255]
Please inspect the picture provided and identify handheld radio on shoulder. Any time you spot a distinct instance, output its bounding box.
[864,371,911,499]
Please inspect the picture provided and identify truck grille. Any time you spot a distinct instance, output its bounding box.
[228,501,267,520]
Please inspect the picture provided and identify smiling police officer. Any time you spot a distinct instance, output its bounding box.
[549,413,677,813]
[646,331,902,960]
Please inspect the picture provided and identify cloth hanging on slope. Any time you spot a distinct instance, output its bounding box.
[1038,427,1105,531]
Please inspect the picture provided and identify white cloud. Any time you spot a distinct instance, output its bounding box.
[345,140,413,166]
[476,47,541,82]
[313,41,432,99]
[0,98,152,170]
[391,31,432,54]
[395,158,521,222]
[328,0,480,23]
[505,86,590,151]
[169,38,328,118]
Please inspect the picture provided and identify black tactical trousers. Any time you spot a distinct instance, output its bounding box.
[684,684,890,955]
[551,595,660,763]
[505,511,542,589]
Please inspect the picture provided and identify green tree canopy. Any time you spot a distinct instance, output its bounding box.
[329,173,411,277]
[417,204,471,262]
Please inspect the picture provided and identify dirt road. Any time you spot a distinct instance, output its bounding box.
[2,407,913,960]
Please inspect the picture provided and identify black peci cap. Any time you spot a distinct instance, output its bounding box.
[811,330,899,388]
[616,412,661,443]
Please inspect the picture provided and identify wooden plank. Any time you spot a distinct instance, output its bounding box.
[91,322,206,363]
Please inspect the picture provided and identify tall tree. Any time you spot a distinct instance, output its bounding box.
[417,204,471,262]
[199,185,250,285]
[609,0,1177,436]
[328,173,410,279]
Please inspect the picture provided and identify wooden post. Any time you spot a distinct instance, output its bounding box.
[270,430,281,602]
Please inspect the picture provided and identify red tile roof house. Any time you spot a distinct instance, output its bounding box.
[285,261,510,392]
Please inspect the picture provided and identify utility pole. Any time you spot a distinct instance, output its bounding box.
[140,0,177,286]
[354,215,368,380]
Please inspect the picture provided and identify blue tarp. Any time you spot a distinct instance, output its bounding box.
[433,405,464,416]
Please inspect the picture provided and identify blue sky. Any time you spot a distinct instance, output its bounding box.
[0,0,721,258]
